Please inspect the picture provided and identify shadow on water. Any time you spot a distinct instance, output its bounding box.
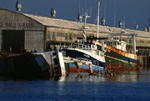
[0,67,150,82]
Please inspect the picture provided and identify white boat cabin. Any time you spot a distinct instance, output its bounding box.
[61,42,104,57]
[104,40,127,52]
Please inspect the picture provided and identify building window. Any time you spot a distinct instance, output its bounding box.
[57,32,60,37]
[47,31,51,39]
[53,32,55,39]
[69,33,72,40]
[65,33,68,40]
[140,40,144,44]
[73,34,76,38]
[62,33,64,37]
[56,32,59,37]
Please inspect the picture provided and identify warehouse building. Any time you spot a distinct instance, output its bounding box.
[0,8,150,55]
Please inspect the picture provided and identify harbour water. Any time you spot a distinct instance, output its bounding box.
[0,68,150,101]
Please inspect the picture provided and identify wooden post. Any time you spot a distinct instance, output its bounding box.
[75,62,80,77]
[89,63,93,74]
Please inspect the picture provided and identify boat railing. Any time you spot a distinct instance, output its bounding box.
[60,43,105,56]
[61,43,96,50]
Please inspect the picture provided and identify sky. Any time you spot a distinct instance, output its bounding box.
[0,0,150,30]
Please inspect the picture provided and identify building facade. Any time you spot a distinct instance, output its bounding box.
[0,8,150,55]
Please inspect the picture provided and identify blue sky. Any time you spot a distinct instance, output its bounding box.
[0,0,150,30]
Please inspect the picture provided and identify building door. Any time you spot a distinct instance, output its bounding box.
[2,30,24,53]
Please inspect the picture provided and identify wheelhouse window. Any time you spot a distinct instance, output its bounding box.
[122,39,126,42]
[107,42,112,46]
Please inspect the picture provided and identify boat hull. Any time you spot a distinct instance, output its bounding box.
[68,63,104,73]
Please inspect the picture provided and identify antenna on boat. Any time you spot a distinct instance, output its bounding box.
[82,9,90,43]
[96,1,101,40]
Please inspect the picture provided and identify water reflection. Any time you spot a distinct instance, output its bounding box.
[0,68,150,83]
[54,68,150,82]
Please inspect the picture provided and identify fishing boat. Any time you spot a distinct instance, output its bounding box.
[92,33,139,71]
[0,50,68,79]
[61,42,106,73]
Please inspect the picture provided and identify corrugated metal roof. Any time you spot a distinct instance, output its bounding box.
[23,13,150,38]
[23,13,83,30]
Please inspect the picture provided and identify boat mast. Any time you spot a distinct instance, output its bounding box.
[82,10,90,43]
[96,2,100,40]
